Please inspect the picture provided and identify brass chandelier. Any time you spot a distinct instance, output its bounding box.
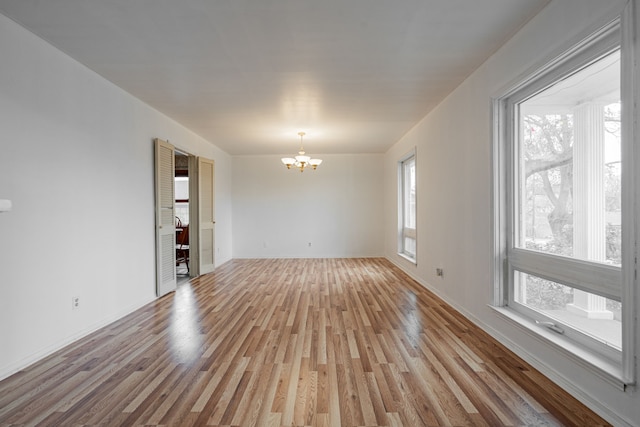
[281,132,322,172]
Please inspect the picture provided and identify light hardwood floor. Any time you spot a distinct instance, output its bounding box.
[0,258,609,426]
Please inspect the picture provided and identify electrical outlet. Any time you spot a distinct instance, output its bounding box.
[72,296,80,310]
[436,268,444,277]
[308,242,312,247]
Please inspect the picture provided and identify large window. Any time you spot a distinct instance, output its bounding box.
[399,150,416,261]
[514,48,622,358]
[494,17,635,386]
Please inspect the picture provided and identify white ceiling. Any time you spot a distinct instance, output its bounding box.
[0,0,550,155]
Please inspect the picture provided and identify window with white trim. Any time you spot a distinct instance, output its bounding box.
[399,150,416,261]
[494,16,635,385]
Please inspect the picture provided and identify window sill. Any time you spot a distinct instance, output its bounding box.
[489,305,629,391]
[397,253,417,265]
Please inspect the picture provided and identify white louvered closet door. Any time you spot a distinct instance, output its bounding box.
[198,157,216,274]
[154,138,177,296]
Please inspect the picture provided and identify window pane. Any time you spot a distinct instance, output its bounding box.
[404,236,416,258]
[514,271,621,350]
[403,157,416,229]
[175,202,189,225]
[517,50,621,266]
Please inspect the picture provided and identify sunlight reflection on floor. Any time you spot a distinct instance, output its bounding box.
[169,283,203,364]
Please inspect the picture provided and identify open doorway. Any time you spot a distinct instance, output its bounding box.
[174,151,190,284]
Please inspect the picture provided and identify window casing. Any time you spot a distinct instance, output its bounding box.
[399,150,416,261]
[494,15,635,386]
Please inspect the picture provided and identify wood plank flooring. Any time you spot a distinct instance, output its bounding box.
[0,258,609,426]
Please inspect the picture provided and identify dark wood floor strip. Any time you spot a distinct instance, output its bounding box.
[0,258,609,426]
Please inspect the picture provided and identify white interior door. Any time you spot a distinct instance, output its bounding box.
[188,154,199,278]
[198,157,216,274]
[154,138,177,296]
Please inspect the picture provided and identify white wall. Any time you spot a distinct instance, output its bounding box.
[384,0,638,425]
[232,154,384,258]
[0,13,232,380]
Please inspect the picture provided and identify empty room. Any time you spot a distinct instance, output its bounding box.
[0,0,639,426]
